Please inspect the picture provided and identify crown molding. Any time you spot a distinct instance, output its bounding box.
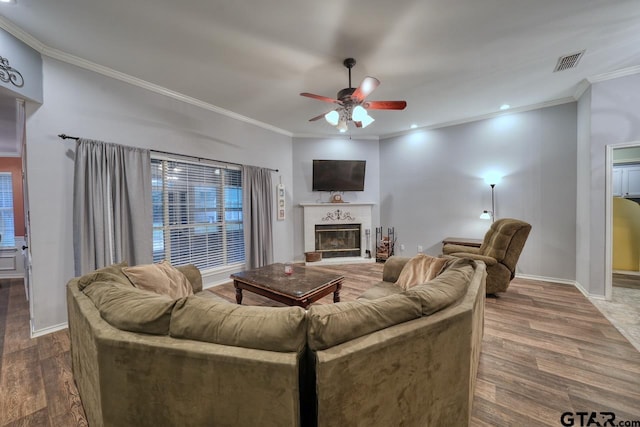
[573,78,591,100]
[0,16,46,51]
[587,64,640,84]
[380,97,576,140]
[0,17,293,138]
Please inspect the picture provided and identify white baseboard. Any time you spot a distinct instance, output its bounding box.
[31,321,68,338]
[515,273,576,286]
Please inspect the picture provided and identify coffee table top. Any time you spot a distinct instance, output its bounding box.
[231,263,343,298]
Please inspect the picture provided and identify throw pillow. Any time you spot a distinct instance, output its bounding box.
[76,261,132,290]
[394,254,448,290]
[83,281,179,335]
[122,260,194,299]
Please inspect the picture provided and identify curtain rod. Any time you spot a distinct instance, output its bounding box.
[58,134,279,172]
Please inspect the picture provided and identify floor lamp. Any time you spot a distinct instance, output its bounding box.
[480,174,500,222]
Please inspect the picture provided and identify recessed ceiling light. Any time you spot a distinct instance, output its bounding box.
[499,104,510,110]
[410,124,418,129]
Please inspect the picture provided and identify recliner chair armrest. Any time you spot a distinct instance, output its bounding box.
[448,252,498,266]
[442,244,481,255]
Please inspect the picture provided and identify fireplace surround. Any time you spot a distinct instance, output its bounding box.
[300,202,375,264]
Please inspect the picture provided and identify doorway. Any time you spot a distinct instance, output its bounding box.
[607,142,640,295]
[600,142,640,351]
[0,97,28,296]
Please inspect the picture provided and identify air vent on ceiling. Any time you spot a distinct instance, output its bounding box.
[553,50,585,72]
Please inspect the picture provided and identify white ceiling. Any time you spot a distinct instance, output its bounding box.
[1,0,640,138]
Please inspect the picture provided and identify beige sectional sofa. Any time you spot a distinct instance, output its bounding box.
[67,256,486,427]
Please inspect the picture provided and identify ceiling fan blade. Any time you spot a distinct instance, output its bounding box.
[354,121,363,128]
[309,112,331,121]
[300,92,342,104]
[351,76,380,102]
[364,100,407,110]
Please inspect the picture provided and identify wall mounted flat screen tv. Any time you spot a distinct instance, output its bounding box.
[312,159,366,191]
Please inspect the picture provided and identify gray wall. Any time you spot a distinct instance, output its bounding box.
[583,73,640,296]
[379,103,578,280]
[25,57,293,334]
[291,136,380,261]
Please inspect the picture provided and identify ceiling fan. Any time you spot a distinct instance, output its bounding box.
[300,58,407,132]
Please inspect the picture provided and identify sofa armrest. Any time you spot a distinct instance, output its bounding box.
[382,256,411,282]
[176,264,203,293]
[448,252,497,266]
[442,244,481,255]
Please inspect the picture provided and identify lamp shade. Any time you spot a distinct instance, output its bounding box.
[325,110,340,126]
[480,210,492,220]
[337,120,348,133]
[352,105,368,122]
[360,114,375,128]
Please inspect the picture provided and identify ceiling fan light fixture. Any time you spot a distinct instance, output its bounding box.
[325,110,340,126]
[337,120,348,133]
[351,105,368,122]
[360,114,375,128]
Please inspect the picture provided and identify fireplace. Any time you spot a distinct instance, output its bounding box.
[300,202,375,264]
[315,224,361,258]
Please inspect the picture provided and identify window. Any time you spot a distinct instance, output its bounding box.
[152,157,244,270]
[0,173,15,247]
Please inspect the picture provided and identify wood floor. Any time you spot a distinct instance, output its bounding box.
[2,264,640,426]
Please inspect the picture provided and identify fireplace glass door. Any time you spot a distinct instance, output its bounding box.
[315,224,361,258]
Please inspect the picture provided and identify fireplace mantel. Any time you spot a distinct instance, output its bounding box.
[300,202,375,264]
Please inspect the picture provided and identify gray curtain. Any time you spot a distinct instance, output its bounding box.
[73,138,152,275]
[243,166,273,268]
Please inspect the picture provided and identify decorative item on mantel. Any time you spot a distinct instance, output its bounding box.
[330,193,345,203]
[376,226,396,262]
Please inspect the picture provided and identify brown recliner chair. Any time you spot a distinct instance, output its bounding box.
[442,218,531,294]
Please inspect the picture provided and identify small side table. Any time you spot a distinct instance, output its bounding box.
[442,237,483,249]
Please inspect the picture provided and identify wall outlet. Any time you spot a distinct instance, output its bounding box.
[400,244,405,251]
[417,245,423,253]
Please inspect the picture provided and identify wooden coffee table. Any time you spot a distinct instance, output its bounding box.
[231,263,344,309]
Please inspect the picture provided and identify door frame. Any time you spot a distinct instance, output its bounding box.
[605,140,640,300]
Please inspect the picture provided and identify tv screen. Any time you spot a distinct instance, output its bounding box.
[312,160,366,191]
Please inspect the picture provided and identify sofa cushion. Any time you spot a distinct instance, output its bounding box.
[307,293,422,351]
[394,254,448,290]
[169,295,307,352]
[357,280,403,300]
[83,281,179,335]
[122,260,194,299]
[76,261,132,290]
[406,258,475,315]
